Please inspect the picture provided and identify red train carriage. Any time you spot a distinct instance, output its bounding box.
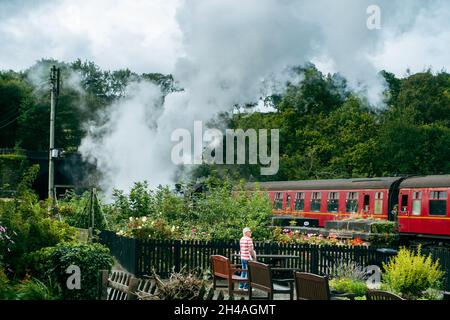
[398,175,450,239]
[247,175,450,239]
[250,177,402,227]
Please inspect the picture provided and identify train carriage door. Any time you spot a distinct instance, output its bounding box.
[363,194,371,214]
[285,193,292,212]
[398,190,411,232]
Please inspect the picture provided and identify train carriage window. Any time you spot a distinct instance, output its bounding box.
[327,192,339,212]
[274,192,284,210]
[374,192,383,214]
[294,192,305,211]
[429,191,447,216]
[412,192,422,216]
[286,194,291,210]
[346,192,358,213]
[311,192,322,212]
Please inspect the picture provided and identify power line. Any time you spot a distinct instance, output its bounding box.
[1,106,20,119]
[0,116,19,129]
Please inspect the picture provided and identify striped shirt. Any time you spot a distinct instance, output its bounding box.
[240,236,254,261]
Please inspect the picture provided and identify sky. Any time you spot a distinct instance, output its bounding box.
[1,0,450,193]
[0,0,449,77]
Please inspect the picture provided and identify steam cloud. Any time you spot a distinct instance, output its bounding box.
[71,0,450,194]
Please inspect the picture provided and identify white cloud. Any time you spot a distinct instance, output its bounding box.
[370,1,450,76]
[0,0,182,73]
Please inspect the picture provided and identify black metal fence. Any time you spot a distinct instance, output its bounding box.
[99,230,450,290]
[422,247,450,292]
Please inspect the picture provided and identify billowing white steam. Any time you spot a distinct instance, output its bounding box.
[78,0,450,194]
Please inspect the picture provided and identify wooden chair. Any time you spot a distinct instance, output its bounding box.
[248,261,293,300]
[294,272,331,300]
[210,255,248,296]
[366,289,405,301]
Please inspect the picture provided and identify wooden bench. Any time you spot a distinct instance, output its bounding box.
[99,270,140,300]
[366,289,405,300]
[99,270,245,300]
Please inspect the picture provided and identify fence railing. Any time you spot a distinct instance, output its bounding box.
[98,230,450,291]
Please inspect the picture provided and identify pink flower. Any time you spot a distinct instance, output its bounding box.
[191,228,197,233]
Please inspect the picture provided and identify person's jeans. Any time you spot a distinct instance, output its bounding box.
[239,259,249,289]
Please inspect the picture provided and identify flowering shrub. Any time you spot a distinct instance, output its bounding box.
[328,260,369,296]
[117,216,181,240]
[183,228,212,241]
[272,227,369,246]
[112,179,272,241]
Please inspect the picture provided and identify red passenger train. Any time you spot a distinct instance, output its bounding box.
[247,175,450,240]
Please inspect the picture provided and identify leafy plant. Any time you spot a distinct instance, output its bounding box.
[15,277,61,300]
[117,216,181,240]
[26,242,113,300]
[329,278,368,296]
[58,190,108,230]
[328,259,368,296]
[111,178,272,241]
[0,166,77,275]
[329,259,368,282]
[0,268,15,299]
[371,221,397,234]
[382,246,444,299]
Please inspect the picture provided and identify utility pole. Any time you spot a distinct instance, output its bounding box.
[48,66,60,201]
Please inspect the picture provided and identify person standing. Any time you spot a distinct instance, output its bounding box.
[239,227,256,290]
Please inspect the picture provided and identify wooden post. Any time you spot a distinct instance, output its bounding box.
[174,240,181,273]
[99,270,109,300]
[311,245,319,274]
[127,277,140,300]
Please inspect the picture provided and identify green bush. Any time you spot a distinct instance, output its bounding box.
[26,242,113,300]
[111,179,272,241]
[59,190,109,230]
[0,166,77,275]
[382,246,444,299]
[329,278,368,297]
[0,268,15,299]
[371,221,397,234]
[117,217,181,240]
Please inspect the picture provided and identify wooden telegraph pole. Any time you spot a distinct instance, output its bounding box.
[48,66,60,201]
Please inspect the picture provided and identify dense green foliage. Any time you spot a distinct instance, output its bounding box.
[15,277,61,300]
[26,242,113,300]
[382,247,444,299]
[1,59,449,187]
[193,67,450,181]
[329,278,368,297]
[58,190,108,230]
[0,59,175,153]
[0,167,114,300]
[108,179,272,241]
[0,166,77,275]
